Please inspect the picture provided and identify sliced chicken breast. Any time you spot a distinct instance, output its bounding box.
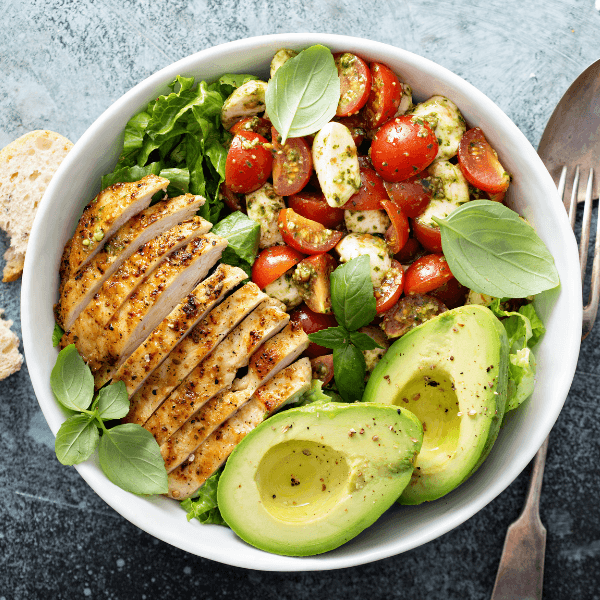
[160,321,309,472]
[60,218,209,354]
[66,175,169,278]
[124,282,268,426]
[57,193,207,329]
[86,233,227,372]
[167,358,312,499]
[110,264,246,395]
[144,299,289,445]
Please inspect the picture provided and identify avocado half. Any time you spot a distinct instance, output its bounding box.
[363,304,509,505]
[217,402,423,556]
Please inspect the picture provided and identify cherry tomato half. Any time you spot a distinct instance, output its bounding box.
[457,128,510,194]
[370,115,438,183]
[404,254,454,295]
[394,236,427,264]
[294,253,337,314]
[375,259,404,314]
[363,62,402,130]
[278,208,344,254]
[335,114,366,148]
[340,165,388,210]
[311,354,334,386]
[251,245,305,290]
[412,216,442,253]
[271,127,313,196]
[334,52,372,117]
[219,182,245,212]
[289,306,338,359]
[381,199,409,254]
[225,131,273,194]
[230,116,272,139]
[427,276,468,309]
[287,191,345,229]
[383,170,433,218]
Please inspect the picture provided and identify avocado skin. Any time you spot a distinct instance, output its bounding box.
[362,305,509,505]
[217,402,423,556]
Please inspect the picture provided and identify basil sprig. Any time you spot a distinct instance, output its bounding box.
[266,44,340,144]
[433,200,559,298]
[51,345,168,495]
[308,256,382,403]
[211,211,260,277]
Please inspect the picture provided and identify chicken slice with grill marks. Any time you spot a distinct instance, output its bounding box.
[57,193,206,330]
[65,175,169,279]
[108,264,246,396]
[60,217,209,354]
[144,298,288,446]
[124,282,269,425]
[86,233,227,373]
[167,358,312,499]
[160,321,308,472]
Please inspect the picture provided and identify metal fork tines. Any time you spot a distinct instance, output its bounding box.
[558,165,600,338]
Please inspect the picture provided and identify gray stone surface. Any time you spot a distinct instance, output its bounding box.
[1,0,600,598]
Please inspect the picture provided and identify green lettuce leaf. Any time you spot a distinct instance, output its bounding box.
[181,470,226,526]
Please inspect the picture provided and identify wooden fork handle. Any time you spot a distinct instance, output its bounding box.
[490,436,548,600]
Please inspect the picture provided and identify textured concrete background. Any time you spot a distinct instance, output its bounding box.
[1,0,600,598]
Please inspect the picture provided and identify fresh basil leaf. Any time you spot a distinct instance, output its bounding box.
[266,44,340,144]
[50,345,94,412]
[52,322,64,347]
[330,256,377,332]
[308,326,349,350]
[98,424,168,495]
[55,414,99,466]
[211,211,260,265]
[349,331,384,351]
[333,344,366,403]
[181,470,226,526]
[97,381,130,420]
[434,201,559,298]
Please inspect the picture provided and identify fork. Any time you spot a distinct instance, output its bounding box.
[490,166,599,599]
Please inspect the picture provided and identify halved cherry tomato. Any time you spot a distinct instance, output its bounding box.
[375,259,404,313]
[370,115,438,183]
[363,63,402,130]
[225,131,273,194]
[278,208,344,254]
[334,52,372,117]
[335,115,366,147]
[394,236,426,264]
[271,127,313,196]
[384,170,433,217]
[412,216,442,253]
[219,182,245,212]
[230,116,271,138]
[293,253,337,314]
[287,191,345,229]
[381,294,448,338]
[458,128,510,194]
[289,306,338,359]
[404,254,454,295]
[380,199,409,254]
[340,165,387,210]
[311,354,334,386]
[251,245,305,290]
[427,276,468,309]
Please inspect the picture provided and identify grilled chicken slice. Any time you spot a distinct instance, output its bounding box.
[109,264,246,395]
[65,175,169,278]
[124,282,269,425]
[144,299,289,445]
[160,321,309,472]
[86,233,227,372]
[60,218,209,354]
[57,194,207,330]
[167,358,312,499]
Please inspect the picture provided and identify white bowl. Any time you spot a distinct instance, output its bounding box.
[21,33,582,571]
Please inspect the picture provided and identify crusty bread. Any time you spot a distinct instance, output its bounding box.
[0,310,23,380]
[0,130,73,282]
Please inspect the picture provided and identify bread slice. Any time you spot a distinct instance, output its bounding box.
[0,130,73,282]
[0,310,23,380]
